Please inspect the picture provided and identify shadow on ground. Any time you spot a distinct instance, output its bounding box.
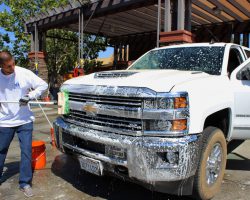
[1,161,19,183]
[51,154,192,200]
[226,140,250,171]
[227,140,245,153]
[226,153,250,171]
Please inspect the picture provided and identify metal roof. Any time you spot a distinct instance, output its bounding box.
[26,0,250,37]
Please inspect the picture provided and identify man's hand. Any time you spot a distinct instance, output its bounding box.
[19,95,30,106]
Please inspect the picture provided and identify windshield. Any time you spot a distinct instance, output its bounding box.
[129,46,225,75]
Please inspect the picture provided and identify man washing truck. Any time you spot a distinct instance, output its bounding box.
[0,51,48,197]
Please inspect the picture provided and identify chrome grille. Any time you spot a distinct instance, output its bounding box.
[64,92,143,136]
[69,92,142,107]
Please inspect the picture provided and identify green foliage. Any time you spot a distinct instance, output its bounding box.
[0,0,107,87]
[46,29,106,86]
[0,0,69,66]
[84,60,103,74]
[46,29,78,85]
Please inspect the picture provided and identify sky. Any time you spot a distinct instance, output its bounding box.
[0,3,113,58]
[0,3,15,47]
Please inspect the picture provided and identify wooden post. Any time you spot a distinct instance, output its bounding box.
[28,52,48,83]
[29,24,48,86]
[164,0,171,32]
[113,44,118,69]
[119,44,123,61]
[234,33,240,45]
[160,0,194,45]
[42,32,47,53]
[185,0,191,32]
[78,8,85,61]
[243,33,249,47]
[171,0,178,31]
[78,8,81,61]
[177,0,185,30]
[157,0,161,47]
[39,32,46,52]
[124,45,127,61]
[30,31,35,52]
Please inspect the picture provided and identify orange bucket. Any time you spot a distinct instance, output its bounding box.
[32,141,46,170]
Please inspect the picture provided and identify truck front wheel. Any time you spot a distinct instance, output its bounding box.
[193,127,227,200]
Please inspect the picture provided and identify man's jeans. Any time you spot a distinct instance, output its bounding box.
[0,122,33,188]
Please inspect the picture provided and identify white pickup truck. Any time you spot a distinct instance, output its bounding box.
[53,43,250,200]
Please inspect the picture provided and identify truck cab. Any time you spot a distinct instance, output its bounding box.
[53,43,250,200]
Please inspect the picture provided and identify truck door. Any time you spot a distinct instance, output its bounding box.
[231,58,250,139]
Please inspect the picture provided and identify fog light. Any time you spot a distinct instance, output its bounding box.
[166,151,179,165]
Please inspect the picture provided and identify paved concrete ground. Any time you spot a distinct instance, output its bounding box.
[1,108,250,200]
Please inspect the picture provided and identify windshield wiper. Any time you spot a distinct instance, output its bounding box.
[191,71,204,74]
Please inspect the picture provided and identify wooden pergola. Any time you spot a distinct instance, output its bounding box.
[25,0,250,73]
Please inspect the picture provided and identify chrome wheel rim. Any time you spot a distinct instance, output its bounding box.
[206,143,223,186]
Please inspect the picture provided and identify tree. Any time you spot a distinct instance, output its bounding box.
[0,0,69,66]
[46,29,106,86]
[0,0,107,87]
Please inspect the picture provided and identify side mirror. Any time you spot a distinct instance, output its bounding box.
[237,68,250,81]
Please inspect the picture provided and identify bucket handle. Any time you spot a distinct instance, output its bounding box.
[32,152,46,162]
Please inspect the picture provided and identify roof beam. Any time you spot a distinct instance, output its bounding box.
[227,0,250,18]
[117,11,156,28]
[207,0,244,22]
[192,7,219,23]
[193,20,250,37]
[118,17,154,30]
[103,15,152,31]
[84,0,154,18]
[141,6,165,20]
[112,31,156,38]
[191,20,201,26]
[192,14,210,24]
[26,9,79,32]
[85,22,135,35]
[192,0,230,22]
[94,17,147,33]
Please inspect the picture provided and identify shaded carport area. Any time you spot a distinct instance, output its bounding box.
[25,0,250,77]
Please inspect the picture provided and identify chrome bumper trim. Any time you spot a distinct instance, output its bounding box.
[53,118,201,182]
[63,143,127,166]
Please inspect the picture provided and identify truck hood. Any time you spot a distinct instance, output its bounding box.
[63,70,210,92]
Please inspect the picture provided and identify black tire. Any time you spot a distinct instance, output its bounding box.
[193,127,227,200]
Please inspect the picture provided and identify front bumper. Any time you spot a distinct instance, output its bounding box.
[53,117,201,195]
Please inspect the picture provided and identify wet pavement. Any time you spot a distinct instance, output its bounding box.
[1,108,250,200]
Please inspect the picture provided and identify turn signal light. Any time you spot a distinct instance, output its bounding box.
[174,97,187,109]
[171,119,187,131]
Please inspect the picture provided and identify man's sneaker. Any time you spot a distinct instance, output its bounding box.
[20,185,34,197]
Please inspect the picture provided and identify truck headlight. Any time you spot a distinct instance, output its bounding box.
[143,92,189,136]
[143,97,188,109]
[174,97,187,109]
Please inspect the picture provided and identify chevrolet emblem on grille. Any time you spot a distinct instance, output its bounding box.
[83,102,98,116]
